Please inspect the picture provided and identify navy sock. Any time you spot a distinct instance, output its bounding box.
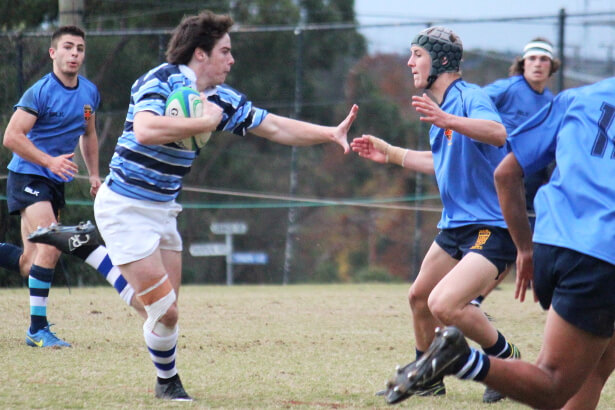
[483,331,512,358]
[415,348,423,361]
[454,347,491,381]
[0,243,23,273]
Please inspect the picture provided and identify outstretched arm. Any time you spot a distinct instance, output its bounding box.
[351,135,434,174]
[250,104,359,153]
[412,94,506,146]
[494,153,535,302]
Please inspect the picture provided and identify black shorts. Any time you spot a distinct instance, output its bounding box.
[435,224,516,275]
[533,243,615,338]
[6,171,65,217]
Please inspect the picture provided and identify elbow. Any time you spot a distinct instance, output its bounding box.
[494,158,519,189]
[493,126,507,147]
[3,133,15,150]
[493,165,507,187]
[133,123,152,145]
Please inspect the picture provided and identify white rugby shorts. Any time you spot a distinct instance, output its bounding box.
[94,183,183,265]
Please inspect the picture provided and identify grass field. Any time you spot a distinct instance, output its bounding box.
[1,283,614,409]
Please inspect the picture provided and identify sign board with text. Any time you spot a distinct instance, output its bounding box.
[189,242,228,257]
[231,252,268,265]
[210,222,248,235]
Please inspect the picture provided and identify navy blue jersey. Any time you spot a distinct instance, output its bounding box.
[431,79,507,229]
[107,63,268,202]
[7,73,100,183]
[508,77,615,265]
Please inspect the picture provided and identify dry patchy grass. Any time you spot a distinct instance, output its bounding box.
[1,283,613,409]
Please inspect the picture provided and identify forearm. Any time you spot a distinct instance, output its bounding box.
[494,156,533,252]
[133,112,217,145]
[252,114,334,146]
[402,149,435,174]
[80,134,99,178]
[4,132,53,168]
[445,116,507,147]
[365,135,435,173]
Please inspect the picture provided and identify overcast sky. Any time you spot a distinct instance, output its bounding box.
[354,0,615,59]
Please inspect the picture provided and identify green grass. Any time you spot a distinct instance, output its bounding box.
[1,283,613,409]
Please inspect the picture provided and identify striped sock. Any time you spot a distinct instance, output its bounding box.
[483,331,512,358]
[28,264,54,332]
[144,323,178,380]
[80,246,134,305]
[454,347,491,381]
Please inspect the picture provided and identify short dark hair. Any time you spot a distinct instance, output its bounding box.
[508,37,560,77]
[166,10,234,65]
[51,26,85,48]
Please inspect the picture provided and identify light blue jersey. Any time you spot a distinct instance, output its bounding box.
[106,63,268,202]
[483,75,554,135]
[484,75,555,214]
[431,79,507,229]
[7,73,100,183]
[508,77,615,265]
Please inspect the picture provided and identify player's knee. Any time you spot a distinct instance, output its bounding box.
[160,303,179,327]
[35,245,61,266]
[136,274,178,333]
[408,283,429,312]
[427,293,457,325]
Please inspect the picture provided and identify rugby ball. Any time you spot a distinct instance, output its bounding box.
[164,87,212,151]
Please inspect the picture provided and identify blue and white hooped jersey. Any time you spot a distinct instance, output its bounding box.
[7,73,100,183]
[483,75,554,135]
[106,63,268,202]
[508,77,615,265]
[430,79,507,229]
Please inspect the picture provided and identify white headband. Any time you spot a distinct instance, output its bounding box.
[523,41,554,59]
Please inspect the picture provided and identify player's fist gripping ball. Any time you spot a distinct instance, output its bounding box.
[165,86,212,151]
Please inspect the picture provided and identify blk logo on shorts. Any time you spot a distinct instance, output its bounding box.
[24,186,40,197]
[470,229,491,250]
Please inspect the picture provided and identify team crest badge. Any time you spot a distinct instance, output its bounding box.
[83,105,92,122]
[470,229,491,250]
[444,128,453,145]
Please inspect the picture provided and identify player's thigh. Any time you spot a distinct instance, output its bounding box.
[536,308,611,393]
[596,336,615,380]
[412,241,458,298]
[430,252,497,310]
[20,202,60,267]
[118,248,169,293]
[160,249,182,294]
[20,201,58,232]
